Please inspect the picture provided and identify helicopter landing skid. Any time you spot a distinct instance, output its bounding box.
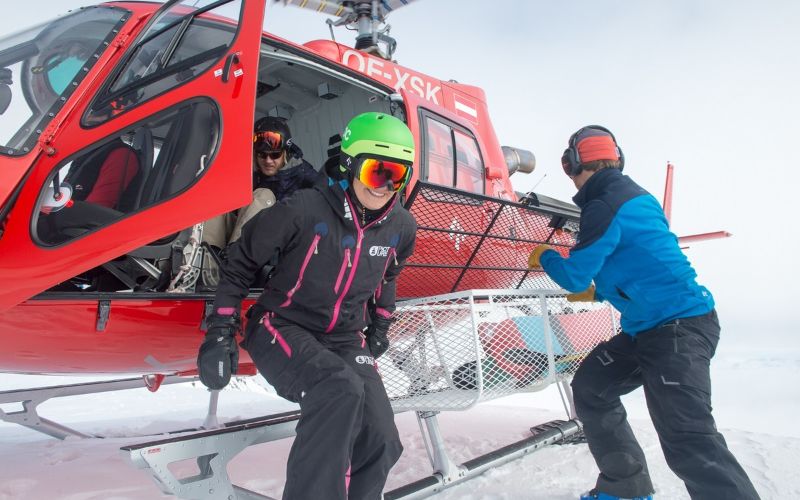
[0,374,195,439]
[122,405,582,500]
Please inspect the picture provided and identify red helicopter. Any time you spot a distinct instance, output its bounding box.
[0,0,729,377]
[0,0,586,378]
[0,0,729,393]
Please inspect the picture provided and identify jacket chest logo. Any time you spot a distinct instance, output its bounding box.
[369,246,390,257]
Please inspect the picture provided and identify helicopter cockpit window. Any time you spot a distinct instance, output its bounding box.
[0,7,127,156]
[454,129,484,194]
[35,99,220,246]
[422,113,485,194]
[84,0,242,126]
[424,118,455,186]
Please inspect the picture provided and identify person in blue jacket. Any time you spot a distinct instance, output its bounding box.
[528,126,759,500]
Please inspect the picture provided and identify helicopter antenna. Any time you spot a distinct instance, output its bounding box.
[530,173,547,192]
[518,173,547,207]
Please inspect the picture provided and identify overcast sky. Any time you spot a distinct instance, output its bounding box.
[2,0,797,342]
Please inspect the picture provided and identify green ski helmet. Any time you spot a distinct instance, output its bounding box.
[340,112,415,192]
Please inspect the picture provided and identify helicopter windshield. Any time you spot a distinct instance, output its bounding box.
[0,6,127,157]
[84,0,242,125]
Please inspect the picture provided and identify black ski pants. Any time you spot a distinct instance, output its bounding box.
[243,313,402,500]
[571,310,760,499]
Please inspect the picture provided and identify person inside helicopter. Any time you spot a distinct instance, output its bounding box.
[201,116,318,288]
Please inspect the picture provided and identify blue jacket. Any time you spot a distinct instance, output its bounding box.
[540,168,714,335]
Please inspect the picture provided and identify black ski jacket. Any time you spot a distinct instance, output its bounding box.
[254,157,319,202]
[213,180,416,334]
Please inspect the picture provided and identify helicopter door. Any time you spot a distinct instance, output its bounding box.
[0,0,267,311]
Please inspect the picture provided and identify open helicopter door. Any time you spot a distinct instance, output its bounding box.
[0,0,267,311]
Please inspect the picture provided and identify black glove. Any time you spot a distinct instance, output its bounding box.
[366,314,392,359]
[197,312,240,390]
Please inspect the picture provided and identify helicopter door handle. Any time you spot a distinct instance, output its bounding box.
[222,52,241,83]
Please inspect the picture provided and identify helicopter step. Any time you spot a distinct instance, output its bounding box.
[0,374,196,440]
[122,410,302,500]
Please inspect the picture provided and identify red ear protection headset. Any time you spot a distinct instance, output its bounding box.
[561,125,625,176]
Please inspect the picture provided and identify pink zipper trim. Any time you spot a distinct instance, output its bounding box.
[326,192,400,333]
[280,234,321,308]
[327,229,362,332]
[262,316,292,358]
[334,248,351,294]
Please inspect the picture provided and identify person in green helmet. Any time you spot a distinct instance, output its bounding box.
[197,112,417,500]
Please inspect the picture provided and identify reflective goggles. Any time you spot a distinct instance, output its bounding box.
[256,150,283,160]
[353,155,413,192]
[253,130,284,151]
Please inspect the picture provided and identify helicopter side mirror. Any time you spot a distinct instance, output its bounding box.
[0,68,11,115]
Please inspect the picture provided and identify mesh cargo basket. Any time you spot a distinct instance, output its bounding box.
[382,289,618,412]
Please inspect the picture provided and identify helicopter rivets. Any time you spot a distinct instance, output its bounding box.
[48,113,54,117]
[60,97,66,102]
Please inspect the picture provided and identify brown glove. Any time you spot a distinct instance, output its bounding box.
[566,285,596,303]
[528,244,554,269]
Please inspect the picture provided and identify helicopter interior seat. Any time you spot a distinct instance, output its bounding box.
[121,102,217,289]
[44,137,143,243]
[116,126,154,213]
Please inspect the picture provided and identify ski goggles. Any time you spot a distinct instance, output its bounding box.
[253,130,284,151]
[256,150,284,160]
[351,155,413,192]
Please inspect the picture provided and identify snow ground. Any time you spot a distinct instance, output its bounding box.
[0,340,798,500]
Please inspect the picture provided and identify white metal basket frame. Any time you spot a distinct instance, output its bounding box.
[382,289,618,412]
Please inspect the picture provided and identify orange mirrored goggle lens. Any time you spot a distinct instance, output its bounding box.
[357,158,410,192]
[253,130,283,151]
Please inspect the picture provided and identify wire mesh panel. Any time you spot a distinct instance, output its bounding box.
[397,182,582,299]
[383,289,618,412]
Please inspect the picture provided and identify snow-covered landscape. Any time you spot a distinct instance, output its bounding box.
[1,339,798,499]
